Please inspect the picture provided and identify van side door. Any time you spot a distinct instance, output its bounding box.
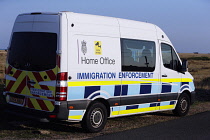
[159,41,182,110]
[119,38,161,115]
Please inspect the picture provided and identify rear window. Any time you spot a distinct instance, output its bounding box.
[8,32,57,71]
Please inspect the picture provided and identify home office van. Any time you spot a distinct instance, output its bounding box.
[3,12,195,132]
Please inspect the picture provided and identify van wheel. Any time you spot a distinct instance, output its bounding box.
[81,101,107,133]
[173,93,190,116]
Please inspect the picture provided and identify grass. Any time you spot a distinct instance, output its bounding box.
[179,53,210,89]
[0,50,6,85]
[188,57,210,60]
[0,51,210,139]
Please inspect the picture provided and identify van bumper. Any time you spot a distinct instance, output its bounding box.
[4,101,69,122]
[190,91,196,105]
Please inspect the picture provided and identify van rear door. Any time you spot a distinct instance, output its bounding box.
[5,13,60,112]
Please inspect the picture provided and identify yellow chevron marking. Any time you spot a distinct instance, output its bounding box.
[57,66,60,73]
[28,71,56,99]
[44,100,54,112]
[20,86,27,95]
[6,79,10,87]
[10,71,26,93]
[47,86,55,93]
[52,66,58,76]
[28,72,47,99]
[29,98,41,110]
[9,67,17,77]
[28,72,42,91]
[39,71,50,81]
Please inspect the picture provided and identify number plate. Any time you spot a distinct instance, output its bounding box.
[9,96,24,105]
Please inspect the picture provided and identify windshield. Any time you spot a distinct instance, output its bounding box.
[8,32,57,71]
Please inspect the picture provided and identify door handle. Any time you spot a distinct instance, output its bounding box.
[28,80,36,84]
[162,74,167,77]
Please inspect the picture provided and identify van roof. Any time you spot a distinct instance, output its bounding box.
[18,11,170,43]
[20,11,153,25]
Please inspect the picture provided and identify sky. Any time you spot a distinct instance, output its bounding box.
[0,0,210,53]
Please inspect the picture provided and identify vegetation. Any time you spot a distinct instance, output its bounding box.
[179,53,210,89]
[188,57,210,60]
[0,51,6,84]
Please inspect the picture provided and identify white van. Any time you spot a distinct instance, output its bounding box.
[3,12,195,132]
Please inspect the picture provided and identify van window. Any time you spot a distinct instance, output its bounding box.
[121,39,156,72]
[161,43,181,72]
[8,32,57,71]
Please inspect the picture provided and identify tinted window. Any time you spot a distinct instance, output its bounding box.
[121,39,156,72]
[8,32,57,71]
[161,43,181,71]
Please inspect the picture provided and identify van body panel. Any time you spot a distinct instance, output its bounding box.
[66,12,120,37]
[118,18,157,41]
[67,35,122,118]
[59,12,68,72]
[155,26,171,43]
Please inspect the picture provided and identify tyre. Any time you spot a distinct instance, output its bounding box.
[81,101,107,133]
[173,93,190,116]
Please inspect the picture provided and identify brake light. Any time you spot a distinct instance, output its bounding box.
[55,72,68,101]
[56,72,68,80]
[49,114,57,118]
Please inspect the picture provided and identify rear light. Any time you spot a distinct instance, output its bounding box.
[49,114,57,118]
[56,72,68,81]
[55,72,68,101]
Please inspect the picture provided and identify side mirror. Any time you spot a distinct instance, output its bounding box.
[181,59,188,73]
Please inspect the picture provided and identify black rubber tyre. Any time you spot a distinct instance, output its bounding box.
[81,101,107,133]
[173,93,190,116]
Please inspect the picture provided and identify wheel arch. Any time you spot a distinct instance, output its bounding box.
[85,98,111,118]
[181,90,192,104]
